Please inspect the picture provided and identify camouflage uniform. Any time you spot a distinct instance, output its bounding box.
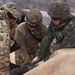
[15,9,47,66]
[1,2,22,38]
[0,10,10,75]
[36,1,75,60]
[0,2,24,71]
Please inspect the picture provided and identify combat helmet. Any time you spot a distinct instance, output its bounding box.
[2,2,22,22]
[48,1,70,20]
[25,9,42,28]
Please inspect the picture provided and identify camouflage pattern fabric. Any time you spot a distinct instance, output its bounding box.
[36,15,75,60]
[15,50,35,66]
[1,2,23,38]
[25,9,42,27]
[0,10,10,75]
[2,2,22,21]
[48,1,70,20]
[36,2,75,60]
[0,2,23,74]
[15,9,47,66]
[15,21,47,66]
[10,23,17,38]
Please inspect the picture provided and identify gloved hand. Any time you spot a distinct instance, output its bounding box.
[10,64,34,75]
[10,68,23,75]
[31,56,40,64]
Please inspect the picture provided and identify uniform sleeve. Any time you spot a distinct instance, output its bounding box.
[15,26,26,47]
[56,20,75,50]
[36,21,54,60]
[15,26,31,62]
[56,28,75,50]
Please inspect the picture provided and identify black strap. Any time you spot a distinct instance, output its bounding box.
[10,41,20,53]
[10,62,20,70]
[26,24,42,42]
[26,15,42,25]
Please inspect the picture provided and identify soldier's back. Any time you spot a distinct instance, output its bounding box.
[0,10,10,75]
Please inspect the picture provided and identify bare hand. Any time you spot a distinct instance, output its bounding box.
[31,56,40,64]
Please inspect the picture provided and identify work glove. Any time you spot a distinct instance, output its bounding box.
[10,64,34,75]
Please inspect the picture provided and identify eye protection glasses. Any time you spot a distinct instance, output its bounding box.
[28,23,40,28]
[52,17,61,21]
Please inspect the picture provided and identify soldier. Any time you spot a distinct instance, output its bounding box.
[0,9,10,75]
[1,2,24,39]
[14,9,47,66]
[0,2,25,70]
[31,1,75,64]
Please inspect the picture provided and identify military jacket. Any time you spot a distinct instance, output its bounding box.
[15,22,47,66]
[0,10,10,75]
[36,15,75,60]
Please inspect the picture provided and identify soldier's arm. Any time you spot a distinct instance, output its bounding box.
[36,21,54,60]
[15,25,26,48]
[15,25,31,62]
[56,31,75,50]
[56,21,75,50]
